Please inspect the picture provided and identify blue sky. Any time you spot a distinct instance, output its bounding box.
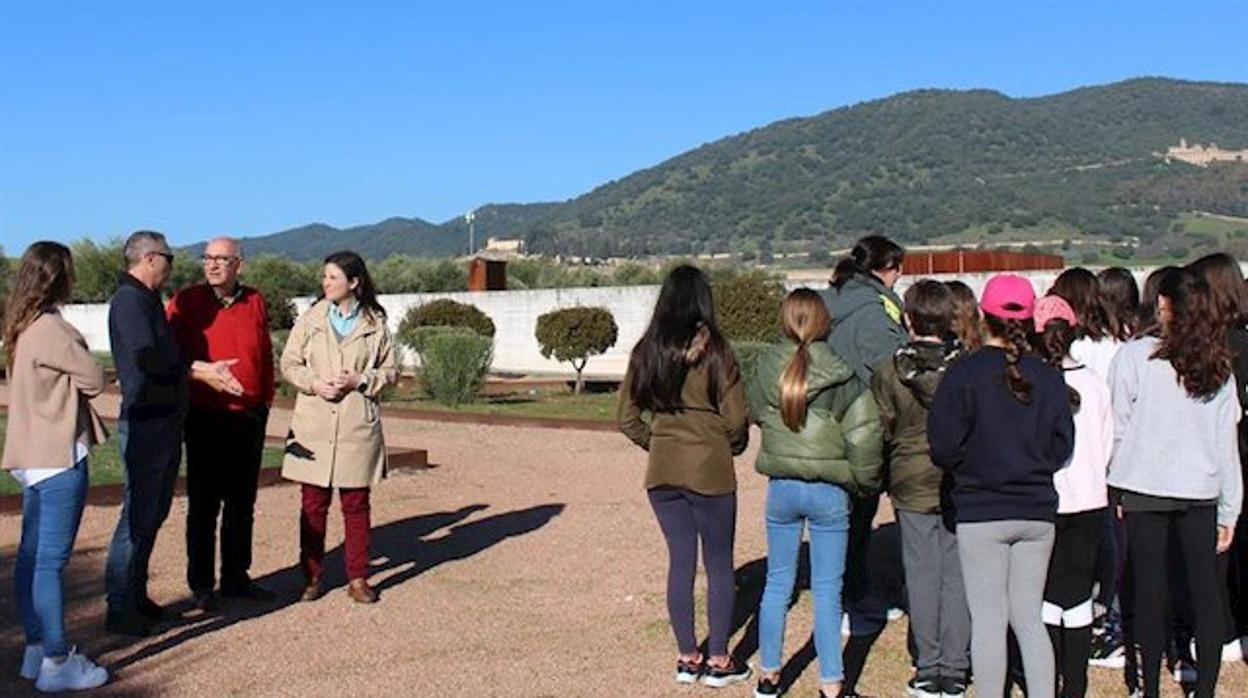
[1,0,1245,252]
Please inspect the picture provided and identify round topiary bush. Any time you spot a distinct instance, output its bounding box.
[397,299,496,357]
[534,306,618,394]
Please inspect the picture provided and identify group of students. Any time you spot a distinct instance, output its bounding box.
[3,235,398,692]
[618,235,1246,698]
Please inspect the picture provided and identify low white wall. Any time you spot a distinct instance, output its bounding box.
[57,265,1202,379]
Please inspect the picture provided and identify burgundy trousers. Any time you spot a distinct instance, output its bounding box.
[300,484,371,582]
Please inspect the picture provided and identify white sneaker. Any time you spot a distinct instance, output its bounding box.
[35,648,108,692]
[20,644,43,680]
[887,607,905,621]
[1221,637,1244,663]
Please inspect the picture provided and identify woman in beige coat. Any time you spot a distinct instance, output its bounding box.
[3,242,110,691]
[281,251,396,604]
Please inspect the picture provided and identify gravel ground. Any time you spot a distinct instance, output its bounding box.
[1,394,1244,696]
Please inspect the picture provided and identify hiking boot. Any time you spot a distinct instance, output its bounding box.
[939,675,967,698]
[702,657,751,688]
[34,648,108,692]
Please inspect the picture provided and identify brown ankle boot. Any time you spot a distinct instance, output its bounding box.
[300,578,322,602]
[347,578,377,604]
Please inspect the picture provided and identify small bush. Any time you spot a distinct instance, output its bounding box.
[711,271,784,342]
[731,340,772,389]
[398,299,496,357]
[535,306,618,394]
[419,332,493,406]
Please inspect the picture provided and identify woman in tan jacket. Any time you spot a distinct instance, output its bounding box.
[3,242,109,691]
[280,251,396,604]
[617,265,751,688]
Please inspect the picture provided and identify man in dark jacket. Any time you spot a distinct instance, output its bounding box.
[103,230,241,636]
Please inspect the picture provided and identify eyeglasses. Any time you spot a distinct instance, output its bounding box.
[201,255,240,266]
[148,251,174,263]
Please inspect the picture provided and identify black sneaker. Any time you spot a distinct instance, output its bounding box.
[220,580,276,601]
[755,674,781,697]
[675,657,703,684]
[907,676,942,698]
[939,676,967,698]
[701,658,751,688]
[191,590,218,612]
[105,611,152,637]
[136,595,165,620]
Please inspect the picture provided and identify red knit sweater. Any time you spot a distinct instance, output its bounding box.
[167,284,275,411]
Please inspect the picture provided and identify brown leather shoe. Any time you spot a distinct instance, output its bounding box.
[300,578,322,602]
[347,578,378,604]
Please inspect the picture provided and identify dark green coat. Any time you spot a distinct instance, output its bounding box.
[746,340,884,495]
[819,273,908,389]
[870,340,961,513]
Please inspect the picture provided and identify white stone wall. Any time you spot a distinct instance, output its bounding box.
[58,264,1240,379]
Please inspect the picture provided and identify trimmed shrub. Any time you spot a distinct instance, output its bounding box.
[398,299,496,347]
[534,306,619,394]
[419,332,493,406]
[711,271,784,342]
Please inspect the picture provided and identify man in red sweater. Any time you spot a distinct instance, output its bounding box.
[167,237,276,610]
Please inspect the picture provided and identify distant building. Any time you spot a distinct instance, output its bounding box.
[485,237,525,255]
[1160,138,1248,167]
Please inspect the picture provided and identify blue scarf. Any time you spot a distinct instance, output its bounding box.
[328,300,361,339]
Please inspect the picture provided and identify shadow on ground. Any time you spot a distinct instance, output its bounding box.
[0,502,563,695]
[687,521,905,692]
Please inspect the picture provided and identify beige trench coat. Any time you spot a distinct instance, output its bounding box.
[280,300,397,488]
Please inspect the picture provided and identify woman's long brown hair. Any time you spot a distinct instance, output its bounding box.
[1153,267,1232,400]
[3,242,74,369]
[945,280,982,350]
[779,289,832,431]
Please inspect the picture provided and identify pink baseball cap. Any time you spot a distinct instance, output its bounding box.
[979,274,1036,320]
[1033,295,1079,332]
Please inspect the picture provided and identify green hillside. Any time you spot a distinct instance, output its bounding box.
[185,77,1248,261]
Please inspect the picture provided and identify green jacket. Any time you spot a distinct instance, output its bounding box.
[870,340,961,513]
[746,340,884,495]
[819,273,908,389]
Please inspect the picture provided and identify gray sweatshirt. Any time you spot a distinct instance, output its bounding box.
[1107,336,1243,527]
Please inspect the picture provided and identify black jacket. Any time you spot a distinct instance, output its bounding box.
[108,273,188,420]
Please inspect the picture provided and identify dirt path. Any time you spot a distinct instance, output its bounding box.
[1,395,1243,696]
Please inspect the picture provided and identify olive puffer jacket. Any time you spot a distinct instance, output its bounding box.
[746,340,884,495]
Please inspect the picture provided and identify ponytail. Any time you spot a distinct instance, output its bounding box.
[986,314,1033,404]
[780,341,812,431]
[777,288,833,431]
[831,235,904,290]
[1035,319,1082,410]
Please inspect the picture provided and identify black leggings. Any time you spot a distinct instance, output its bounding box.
[1125,506,1224,698]
[648,487,737,656]
[1044,508,1104,698]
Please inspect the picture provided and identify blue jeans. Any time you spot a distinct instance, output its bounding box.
[15,459,89,658]
[105,417,182,613]
[758,478,851,683]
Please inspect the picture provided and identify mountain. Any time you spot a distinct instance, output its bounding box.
[186,77,1248,260]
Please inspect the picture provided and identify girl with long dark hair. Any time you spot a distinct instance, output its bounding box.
[1032,295,1113,697]
[1049,268,1118,382]
[1096,267,1141,343]
[1107,267,1241,698]
[618,265,751,687]
[929,274,1075,698]
[281,250,397,604]
[3,242,110,691]
[748,289,884,698]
